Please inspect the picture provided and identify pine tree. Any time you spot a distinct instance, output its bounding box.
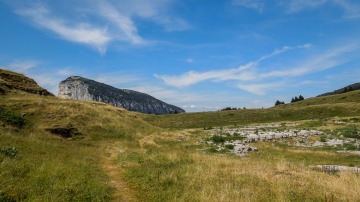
[291,98,295,103]
[299,95,304,101]
[275,100,285,106]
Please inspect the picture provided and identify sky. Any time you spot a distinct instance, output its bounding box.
[1,0,360,112]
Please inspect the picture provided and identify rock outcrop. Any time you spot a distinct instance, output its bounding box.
[58,76,185,114]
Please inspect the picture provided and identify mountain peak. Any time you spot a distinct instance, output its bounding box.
[58,76,185,114]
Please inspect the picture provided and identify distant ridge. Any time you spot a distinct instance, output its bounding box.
[317,82,360,97]
[58,76,185,114]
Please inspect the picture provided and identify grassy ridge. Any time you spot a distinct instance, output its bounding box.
[142,90,360,129]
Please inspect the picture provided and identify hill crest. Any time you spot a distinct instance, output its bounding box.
[0,68,53,96]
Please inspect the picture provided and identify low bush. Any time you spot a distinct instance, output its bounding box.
[208,147,218,153]
[0,106,26,127]
[0,147,18,158]
[320,136,327,142]
[225,144,234,150]
[210,135,225,143]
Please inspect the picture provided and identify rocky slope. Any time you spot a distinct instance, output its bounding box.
[0,69,53,96]
[58,76,185,114]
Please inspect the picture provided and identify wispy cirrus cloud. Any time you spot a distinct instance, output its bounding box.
[233,0,360,18]
[9,0,189,53]
[16,3,112,53]
[155,42,359,95]
[260,44,358,78]
[284,0,327,13]
[333,0,360,18]
[232,0,266,12]
[8,60,39,72]
[155,44,311,88]
[237,82,284,95]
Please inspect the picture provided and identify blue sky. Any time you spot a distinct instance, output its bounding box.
[1,0,360,112]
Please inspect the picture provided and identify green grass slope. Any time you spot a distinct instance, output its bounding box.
[0,69,159,201]
[142,90,360,129]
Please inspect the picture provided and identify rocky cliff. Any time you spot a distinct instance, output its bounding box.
[58,76,185,114]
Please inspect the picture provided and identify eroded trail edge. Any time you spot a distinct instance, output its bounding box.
[101,143,137,202]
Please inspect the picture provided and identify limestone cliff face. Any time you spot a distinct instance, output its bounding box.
[58,76,185,114]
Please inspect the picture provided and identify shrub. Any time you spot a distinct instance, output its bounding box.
[225,144,234,150]
[320,136,327,142]
[0,147,18,158]
[343,143,357,151]
[208,147,218,153]
[210,135,225,143]
[0,192,17,202]
[342,126,360,139]
[0,106,26,127]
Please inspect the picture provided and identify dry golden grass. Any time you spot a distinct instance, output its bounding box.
[118,129,360,202]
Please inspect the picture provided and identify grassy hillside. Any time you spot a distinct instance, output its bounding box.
[0,91,162,201]
[1,69,360,201]
[0,69,160,201]
[142,90,360,129]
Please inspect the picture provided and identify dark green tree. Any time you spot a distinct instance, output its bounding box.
[275,100,285,106]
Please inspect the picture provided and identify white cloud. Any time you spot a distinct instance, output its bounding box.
[284,0,328,13]
[154,62,255,88]
[186,58,194,63]
[10,0,188,53]
[30,73,61,95]
[107,0,190,32]
[282,0,360,18]
[155,44,311,88]
[182,105,221,112]
[334,0,360,19]
[128,85,202,103]
[56,68,76,77]
[232,0,266,12]
[260,43,358,78]
[154,17,191,32]
[17,3,112,53]
[94,73,141,86]
[237,82,283,95]
[233,0,360,18]
[96,1,144,45]
[155,42,359,95]
[8,60,39,72]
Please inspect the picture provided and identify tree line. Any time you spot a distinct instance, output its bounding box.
[275,95,305,106]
